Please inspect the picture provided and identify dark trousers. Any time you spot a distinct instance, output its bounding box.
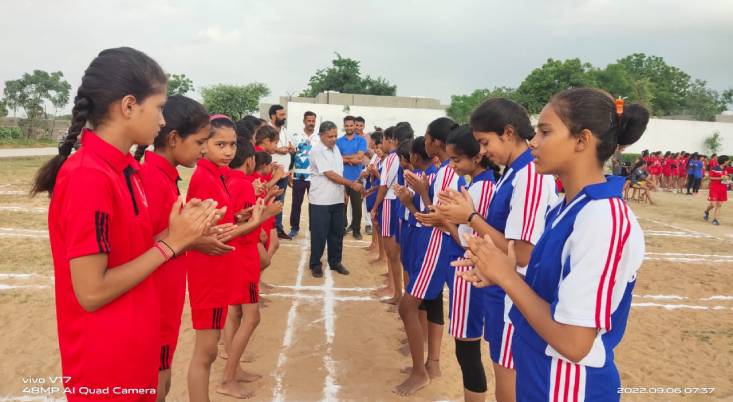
[274,177,288,231]
[344,186,363,234]
[686,175,702,193]
[289,178,310,232]
[309,203,345,269]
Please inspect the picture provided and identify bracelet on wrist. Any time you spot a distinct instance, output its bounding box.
[467,211,480,224]
[158,240,177,258]
[153,243,173,261]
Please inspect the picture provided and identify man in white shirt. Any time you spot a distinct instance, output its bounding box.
[287,111,317,238]
[308,121,363,278]
[269,104,295,239]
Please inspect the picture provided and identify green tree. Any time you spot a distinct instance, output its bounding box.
[2,70,70,137]
[704,131,723,154]
[201,83,270,120]
[447,87,520,124]
[167,73,194,96]
[516,58,596,114]
[301,53,396,97]
[617,53,691,116]
[682,80,729,121]
[0,100,7,118]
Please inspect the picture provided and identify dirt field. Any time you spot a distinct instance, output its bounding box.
[0,156,732,402]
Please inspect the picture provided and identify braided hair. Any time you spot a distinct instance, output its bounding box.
[32,47,166,195]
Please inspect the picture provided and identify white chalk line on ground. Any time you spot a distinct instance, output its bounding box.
[644,230,705,238]
[0,205,47,213]
[0,190,27,196]
[271,284,377,292]
[639,217,728,242]
[271,237,308,402]
[0,228,48,239]
[631,302,732,311]
[322,262,339,402]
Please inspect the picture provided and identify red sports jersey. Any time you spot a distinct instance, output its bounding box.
[183,158,236,309]
[224,169,262,304]
[48,130,159,401]
[708,166,728,202]
[137,151,187,369]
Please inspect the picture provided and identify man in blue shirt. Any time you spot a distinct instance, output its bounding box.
[336,115,368,240]
[288,111,317,238]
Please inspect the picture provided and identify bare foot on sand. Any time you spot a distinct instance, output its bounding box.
[380,296,401,305]
[370,256,387,264]
[220,351,256,362]
[400,360,441,379]
[394,370,430,396]
[216,381,255,399]
[373,287,393,298]
[236,368,262,383]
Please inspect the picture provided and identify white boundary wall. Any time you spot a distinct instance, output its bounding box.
[624,119,733,155]
[284,102,446,137]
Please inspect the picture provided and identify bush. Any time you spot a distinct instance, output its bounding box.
[0,127,24,140]
[620,153,640,166]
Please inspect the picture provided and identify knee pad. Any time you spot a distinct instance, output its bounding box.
[454,339,487,393]
[424,291,444,325]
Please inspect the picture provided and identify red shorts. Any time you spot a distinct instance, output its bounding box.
[708,184,728,202]
[154,257,186,350]
[159,343,177,371]
[230,242,261,305]
[191,306,228,330]
[678,170,687,178]
[663,168,672,177]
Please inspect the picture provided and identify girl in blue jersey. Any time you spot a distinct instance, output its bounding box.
[437,98,557,402]
[455,88,648,402]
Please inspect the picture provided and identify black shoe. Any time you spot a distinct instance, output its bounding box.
[704,210,709,221]
[278,230,292,240]
[330,263,350,275]
[311,265,323,278]
[353,232,363,240]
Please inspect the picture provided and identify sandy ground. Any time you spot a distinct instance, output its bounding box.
[0,156,732,401]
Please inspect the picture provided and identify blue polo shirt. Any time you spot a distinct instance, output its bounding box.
[336,134,367,181]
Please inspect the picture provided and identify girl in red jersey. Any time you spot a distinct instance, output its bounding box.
[32,47,219,402]
[704,155,730,225]
[184,115,240,402]
[219,138,282,398]
[678,152,689,193]
[135,95,231,402]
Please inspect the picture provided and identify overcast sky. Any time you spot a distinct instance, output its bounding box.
[1,0,731,111]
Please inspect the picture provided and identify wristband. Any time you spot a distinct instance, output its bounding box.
[153,243,172,261]
[158,240,177,257]
[467,211,480,224]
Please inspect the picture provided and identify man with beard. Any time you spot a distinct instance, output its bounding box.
[288,111,317,238]
[269,104,295,239]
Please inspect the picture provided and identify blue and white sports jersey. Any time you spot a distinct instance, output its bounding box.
[457,169,495,247]
[509,176,644,401]
[482,148,558,368]
[409,165,437,227]
[487,149,558,252]
[380,152,400,200]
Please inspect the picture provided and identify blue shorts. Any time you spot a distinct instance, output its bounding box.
[448,258,487,339]
[407,227,484,338]
[366,190,378,213]
[378,199,400,238]
[513,334,620,402]
[399,222,418,274]
[484,287,515,368]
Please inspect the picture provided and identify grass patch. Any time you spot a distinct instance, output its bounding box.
[0,138,57,149]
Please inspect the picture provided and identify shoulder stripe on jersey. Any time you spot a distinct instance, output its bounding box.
[595,198,631,330]
[95,211,110,254]
[525,169,544,242]
[521,164,533,241]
